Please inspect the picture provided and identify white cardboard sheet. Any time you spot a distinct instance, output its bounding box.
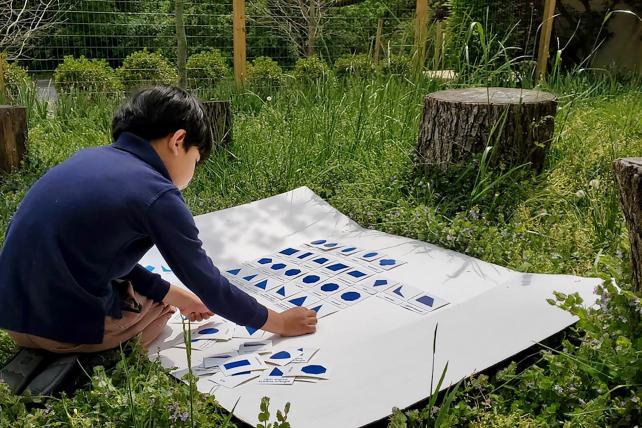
[143,187,600,428]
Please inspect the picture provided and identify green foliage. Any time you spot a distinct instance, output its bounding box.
[1,60,33,101]
[0,342,236,427]
[334,54,376,77]
[186,49,230,89]
[291,56,330,80]
[1,70,642,426]
[53,56,123,94]
[117,49,178,92]
[257,397,291,428]
[446,0,540,64]
[247,56,285,92]
[381,54,412,76]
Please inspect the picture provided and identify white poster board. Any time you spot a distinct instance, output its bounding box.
[142,187,599,428]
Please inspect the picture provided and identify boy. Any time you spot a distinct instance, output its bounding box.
[0,86,317,353]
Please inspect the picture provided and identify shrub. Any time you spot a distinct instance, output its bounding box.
[53,56,122,94]
[292,56,330,80]
[117,49,178,91]
[381,54,412,76]
[186,49,229,89]
[246,56,284,90]
[334,54,376,77]
[2,60,33,100]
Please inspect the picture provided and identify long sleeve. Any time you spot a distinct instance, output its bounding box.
[144,189,268,329]
[122,264,171,302]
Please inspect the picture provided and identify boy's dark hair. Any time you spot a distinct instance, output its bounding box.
[112,85,213,162]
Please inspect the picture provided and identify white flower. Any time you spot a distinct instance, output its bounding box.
[575,190,586,198]
[589,178,600,189]
[266,96,272,102]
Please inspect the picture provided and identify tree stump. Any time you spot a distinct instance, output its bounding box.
[613,158,642,292]
[0,105,27,174]
[416,87,557,173]
[203,100,232,147]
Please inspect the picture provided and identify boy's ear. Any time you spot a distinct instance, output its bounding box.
[168,129,187,155]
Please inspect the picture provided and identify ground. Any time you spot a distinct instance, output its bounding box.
[1,74,641,426]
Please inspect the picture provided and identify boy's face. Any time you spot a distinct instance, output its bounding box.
[153,130,201,190]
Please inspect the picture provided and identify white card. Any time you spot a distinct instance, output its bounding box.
[306,300,341,318]
[357,250,384,262]
[330,288,370,307]
[284,363,331,379]
[356,276,398,294]
[292,347,319,363]
[174,337,220,351]
[371,257,407,270]
[264,348,303,366]
[306,239,340,251]
[232,324,266,339]
[337,245,360,256]
[290,249,317,263]
[276,247,303,258]
[294,271,332,288]
[337,266,376,283]
[303,254,337,269]
[193,322,232,341]
[311,279,348,297]
[285,291,320,308]
[219,353,267,376]
[381,283,423,302]
[279,265,309,281]
[172,365,220,378]
[322,261,353,275]
[250,277,283,293]
[211,371,260,388]
[239,340,273,354]
[402,293,450,314]
[257,366,295,385]
[268,283,303,300]
[202,351,239,368]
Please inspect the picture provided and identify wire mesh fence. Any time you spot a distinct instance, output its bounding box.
[2,0,421,98]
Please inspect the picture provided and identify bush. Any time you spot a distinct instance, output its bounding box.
[117,49,178,91]
[334,54,376,77]
[292,56,330,80]
[186,49,229,89]
[2,60,33,100]
[246,56,284,90]
[53,56,122,94]
[381,54,412,76]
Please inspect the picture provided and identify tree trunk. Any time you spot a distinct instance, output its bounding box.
[203,101,232,147]
[613,158,642,292]
[416,87,557,174]
[0,105,27,174]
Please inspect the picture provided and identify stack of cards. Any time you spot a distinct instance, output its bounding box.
[195,344,328,388]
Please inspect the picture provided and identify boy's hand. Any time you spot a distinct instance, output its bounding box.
[163,284,214,322]
[261,307,317,337]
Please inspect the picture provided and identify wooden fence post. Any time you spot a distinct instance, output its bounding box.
[413,0,428,74]
[536,0,557,81]
[175,0,188,89]
[0,106,28,174]
[373,18,384,65]
[233,0,247,89]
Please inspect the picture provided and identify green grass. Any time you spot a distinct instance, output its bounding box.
[1,71,641,426]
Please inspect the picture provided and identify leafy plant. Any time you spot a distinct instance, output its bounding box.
[186,49,230,89]
[291,56,330,80]
[53,56,123,94]
[334,54,377,77]
[117,49,178,92]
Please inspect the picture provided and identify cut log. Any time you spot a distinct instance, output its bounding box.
[202,100,232,147]
[416,87,557,173]
[0,105,27,174]
[613,158,642,292]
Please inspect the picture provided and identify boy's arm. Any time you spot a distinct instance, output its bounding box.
[145,189,306,331]
[121,264,171,302]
